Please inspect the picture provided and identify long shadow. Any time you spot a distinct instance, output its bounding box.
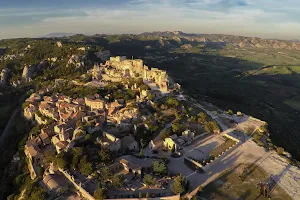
[240,155,264,182]
[238,189,252,200]
[268,165,291,196]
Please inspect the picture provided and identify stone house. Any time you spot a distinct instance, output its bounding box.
[85,97,106,110]
[99,132,121,152]
[24,104,36,120]
[24,143,43,179]
[54,123,68,134]
[34,112,48,125]
[121,135,139,151]
[148,138,163,150]
[59,128,73,141]
[39,132,51,145]
[120,159,142,175]
[55,141,69,154]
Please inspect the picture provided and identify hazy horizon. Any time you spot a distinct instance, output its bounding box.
[1,0,300,40]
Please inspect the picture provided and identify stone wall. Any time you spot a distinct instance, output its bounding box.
[105,194,180,200]
[59,168,95,200]
[223,133,240,143]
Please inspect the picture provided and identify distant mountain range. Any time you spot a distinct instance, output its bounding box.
[136,31,300,50]
[44,31,300,51]
[43,32,77,38]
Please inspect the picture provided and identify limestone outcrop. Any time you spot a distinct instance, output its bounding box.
[0,68,9,85]
[22,65,33,82]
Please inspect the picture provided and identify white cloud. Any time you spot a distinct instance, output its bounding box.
[1,0,300,39]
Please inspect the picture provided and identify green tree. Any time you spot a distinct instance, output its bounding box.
[99,148,111,162]
[147,93,155,101]
[171,175,185,194]
[191,196,197,200]
[71,147,83,168]
[197,112,207,124]
[43,150,56,165]
[139,192,143,198]
[166,97,179,107]
[98,167,112,183]
[15,173,28,186]
[277,147,284,155]
[94,188,107,200]
[111,174,125,188]
[140,84,150,91]
[171,120,183,133]
[29,187,46,200]
[204,121,220,133]
[139,149,143,158]
[56,153,66,169]
[152,161,167,175]
[227,109,234,115]
[143,174,156,187]
[146,192,150,198]
[197,186,203,194]
[78,156,93,176]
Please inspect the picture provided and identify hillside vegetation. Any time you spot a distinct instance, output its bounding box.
[1,31,300,161]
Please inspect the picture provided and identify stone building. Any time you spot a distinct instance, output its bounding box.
[98,132,121,152]
[85,97,106,110]
[105,56,169,92]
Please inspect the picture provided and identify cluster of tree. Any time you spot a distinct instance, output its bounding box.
[98,148,111,162]
[50,82,99,98]
[197,112,220,133]
[171,175,189,194]
[93,166,125,188]
[94,187,107,200]
[171,119,184,134]
[143,174,157,187]
[152,161,167,176]
[166,97,180,108]
[8,175,46,200]
[70,147,93,176]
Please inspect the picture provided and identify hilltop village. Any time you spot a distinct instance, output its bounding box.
[18,55,300,200]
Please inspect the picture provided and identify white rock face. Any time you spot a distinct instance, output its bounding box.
[56,41,63,48]
[22,65,33,82]
[0,68,9,84]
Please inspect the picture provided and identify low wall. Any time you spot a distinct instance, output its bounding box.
[193,132,209,141]
[184,157,203,169]
[249,116,267,125]
[105,194,180,200]
[223,133,240,143]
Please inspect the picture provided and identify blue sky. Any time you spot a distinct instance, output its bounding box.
[0,0,299,39]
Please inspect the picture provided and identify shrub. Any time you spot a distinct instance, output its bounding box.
[277,147,284,155]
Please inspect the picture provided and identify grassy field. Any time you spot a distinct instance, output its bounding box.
[247,66,300,76]
[210,138,236,158]
[284,96,300,111]
[200,164,292,200]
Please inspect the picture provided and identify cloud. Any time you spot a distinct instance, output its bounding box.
[0,0,300,39]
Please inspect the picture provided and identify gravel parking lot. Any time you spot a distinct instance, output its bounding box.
[183,135,225,160]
